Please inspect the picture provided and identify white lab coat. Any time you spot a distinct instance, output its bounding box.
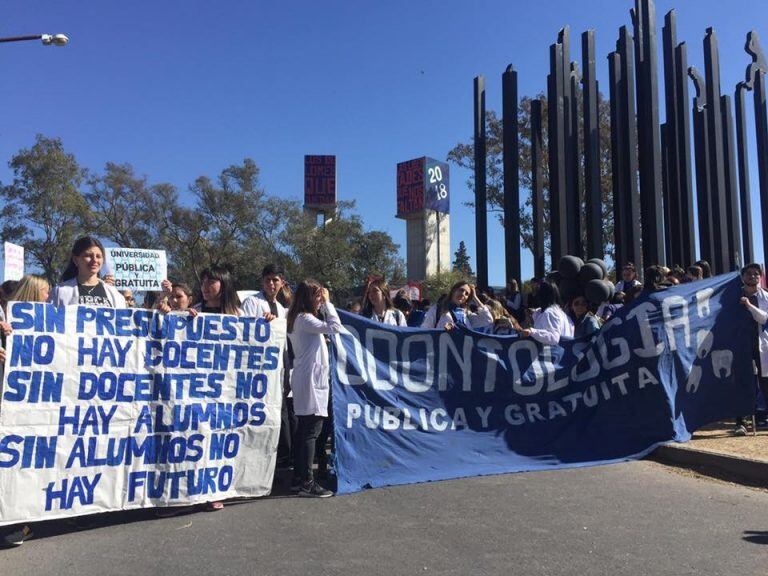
[243,292,290,392]
[744,287,768,376]
[529,305,574,346]
[289,303,342,416]
[242,292,286,320]
[420,304,493,330]
[367,308,407,326]
[50,278,127,308]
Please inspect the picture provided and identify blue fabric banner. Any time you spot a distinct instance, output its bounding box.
[330,273,755,494]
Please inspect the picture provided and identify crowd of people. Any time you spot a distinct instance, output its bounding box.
[0,235,766,546]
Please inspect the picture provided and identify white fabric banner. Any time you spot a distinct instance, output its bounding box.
[0,303,284,525]
[105,247,168,291]
[3,242,24,282]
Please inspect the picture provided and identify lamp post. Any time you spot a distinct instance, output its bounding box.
[0,34,69,46]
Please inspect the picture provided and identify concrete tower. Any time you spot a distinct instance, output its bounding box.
[396,157,451,281]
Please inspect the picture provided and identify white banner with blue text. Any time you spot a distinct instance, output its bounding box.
[0,304,284,525]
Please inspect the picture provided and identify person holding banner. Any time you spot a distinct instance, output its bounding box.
[361,278,407,326]
[520,281,573,345]
[50,236,126,308]
[735,263,768,435]
[421,281,492,330]
[0,274,50,546]
[242,264,296,470]
[286,280,341,498]
[191,266,241,509]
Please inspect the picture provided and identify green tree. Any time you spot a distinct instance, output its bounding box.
[0,135,87,284]
[84,162,162,248]
[421,269,468,303]
[153,159,303,289]
[452,240,474,277]
[284,201,405,299]
[447,93,615,263]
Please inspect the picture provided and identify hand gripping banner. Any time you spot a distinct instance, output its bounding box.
[330,274,755,494]
[0,304,284,525]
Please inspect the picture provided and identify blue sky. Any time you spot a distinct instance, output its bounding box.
[0,1,766,285]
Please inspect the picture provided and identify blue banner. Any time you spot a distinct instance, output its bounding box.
[330,273,755,494]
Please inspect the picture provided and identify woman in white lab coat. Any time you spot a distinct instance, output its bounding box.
[286,279,342,498]
[521,281,573,345]
[361,278,407,326]
[421,281,493,331]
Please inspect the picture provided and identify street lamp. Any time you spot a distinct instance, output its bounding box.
[0,34,69,46]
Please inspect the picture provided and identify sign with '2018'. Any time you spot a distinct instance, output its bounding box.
[396,157,450,218]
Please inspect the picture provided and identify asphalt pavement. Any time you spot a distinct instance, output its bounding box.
[2,460,767,576]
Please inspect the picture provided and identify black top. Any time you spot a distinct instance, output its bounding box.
[78,282,111,306]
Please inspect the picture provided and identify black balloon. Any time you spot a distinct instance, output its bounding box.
[585,279,612,304]
[558,255,583,279]
[559,276,583,301]
[579,262,604,283]
[586,258,608,278]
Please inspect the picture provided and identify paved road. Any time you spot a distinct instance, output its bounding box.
[2,461,767,576]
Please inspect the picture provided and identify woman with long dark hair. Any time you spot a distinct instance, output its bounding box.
[192,266,241,315]
[420,281,492,330]
[361,278,407,326]
[51,236,126,308]
[521,280,573,345]
[286,279,342,498]
[189,265,240,510]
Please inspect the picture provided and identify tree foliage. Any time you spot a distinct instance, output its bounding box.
[452,240,474,277]
[447,92,615,265]
[421,269,470,303]
[0,136,404,297]
[0,135,88,284]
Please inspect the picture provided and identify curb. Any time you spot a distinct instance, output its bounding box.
[648,443,768,488]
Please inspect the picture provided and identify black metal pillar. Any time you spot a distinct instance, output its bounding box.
[661,123,674,264]
[618,27,642,268]
[735,83,754,264]
[675,42,696,265]
[568,62,583,257]
[689,67,714,265]
[548,43,567,263]
[502,65,521,283]
[609,51,626,268]
[662,11,682,266]
[474,76,488,288]
[559,27,580,257]
[531,98,546,278]
[755,70,768,271]
[721,94,742,269]
[633,0,665,266]
[703,28,730,274]
[582,30,602,259]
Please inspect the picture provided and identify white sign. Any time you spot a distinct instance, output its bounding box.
[3,242,24,282]
[0,303,285,525]
[105,247,167,291]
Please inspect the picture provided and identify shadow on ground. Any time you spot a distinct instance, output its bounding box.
[1,468,334,548]
[743,530,768,545]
